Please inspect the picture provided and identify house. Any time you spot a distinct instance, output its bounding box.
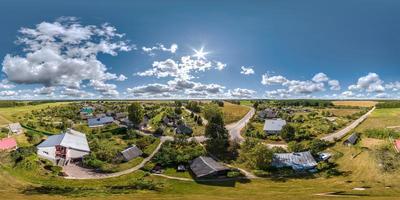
[395,139,400,153]
[0,138,17,151]
[263,119,287,135]
[114,112,128,120]
[190,156,230,178]
[258,108,278,119]
[271,151,317,171]
[88,116,114,128]
[139,116,149,130]
[8,122,23,135]
[80,107,94,119]
[37,129,90,166]
[95,113,107,118]
[119,117,133,128]
[343,133,358,146]
[175,124,193,135]
[120,145,142,161]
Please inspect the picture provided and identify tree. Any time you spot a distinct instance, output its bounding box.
[128,102,144,126]
[238,138,273,171]
[174,107,182,115]
[203,104,230,158]
[280,124,295,142]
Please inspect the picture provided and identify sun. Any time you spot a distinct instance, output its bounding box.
[192,47,209,59]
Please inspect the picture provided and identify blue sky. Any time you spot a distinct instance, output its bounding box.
[0,0,400,99]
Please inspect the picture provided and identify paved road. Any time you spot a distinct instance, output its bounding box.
[321,107,375,142]
[225,106,255,142]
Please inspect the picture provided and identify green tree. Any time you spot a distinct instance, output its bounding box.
[128,102,144,126]
[204,104,230,158]
[280,124,295,142]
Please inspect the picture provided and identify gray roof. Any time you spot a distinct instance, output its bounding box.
[121,145,142,161]
[190,156,229,178]
[176,124,193,135]
[345,133,358,145]
[263,119,287,132]
[272,151,317,170]
[37,129,90,152]
[88,116,114,127]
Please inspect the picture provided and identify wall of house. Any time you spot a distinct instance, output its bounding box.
[37,147,56,163]
[68,148,89,159]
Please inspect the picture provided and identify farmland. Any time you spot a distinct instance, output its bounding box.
[332,101,377,107]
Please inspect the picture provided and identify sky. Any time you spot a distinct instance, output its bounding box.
[0,0,400,99]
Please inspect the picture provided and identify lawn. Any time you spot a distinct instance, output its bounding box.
[222,102,250,124]
[332,101,377,107]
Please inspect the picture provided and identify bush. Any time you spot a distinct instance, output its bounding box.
[227,171,241,178]
[11,146,37,162]
[364,128,400,139]
[15,155,39,170]
[83,154,104,169]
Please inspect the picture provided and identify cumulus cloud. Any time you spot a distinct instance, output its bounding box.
[228,88,256,98]
[142,43,178,56]
[240,66,255,75]
[328,80,341,90]
[385,81,400,91]
[0,79,15,89]
[2,17,131,97]
[261,74,288,85]
[61,88,95,98]
[116,74,127,81]
[33,87,56,95]
[265,89,291,99]
[312,72,329,82]
[0,90,18,97]
[348,73,385,93]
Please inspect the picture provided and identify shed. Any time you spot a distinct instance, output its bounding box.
[263,119,287,135]
[271,151,317,171]
[0,138,17,150]
[190,156,229,178]
[120,145,143,161]
[8,123,23,134]
[343,133,358,146]
[394,139,400,153]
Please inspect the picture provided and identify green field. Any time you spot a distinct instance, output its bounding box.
[356,108,400,131]
[222,102,250,124]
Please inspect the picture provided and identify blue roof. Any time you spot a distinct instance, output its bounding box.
[88,116,114,127]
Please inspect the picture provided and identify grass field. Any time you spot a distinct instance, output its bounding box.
[356,108,400,131]
[0,102,70,125]
[324,108,362,117]
[332,101,377,107]
[222,102,250,124]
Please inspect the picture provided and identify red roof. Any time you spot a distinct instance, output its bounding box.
[0,138,17,150]
[395,140,400,152]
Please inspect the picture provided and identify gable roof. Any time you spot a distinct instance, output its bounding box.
[121,145,142,161]
[395,139,400,153]
[0,138,17,150]
[272,151,317,170]
[37,129,90,152]
[263,119,286,132]
[190,156,229,178]
[88,116,114,127]
[8,123,22,133]
[345,133,358,145]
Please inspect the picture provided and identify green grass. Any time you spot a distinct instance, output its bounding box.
[356,108,400,132]
[100,157,144,173]
[163,167,192,178]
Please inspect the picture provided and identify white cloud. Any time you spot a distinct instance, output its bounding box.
[348,73,385,93]
[216,62,227,70]
[142,43,178,56]
[265,89,291,99]
[312,72,329,82]
[33,87,56,95]
[341,90,354,97]
[385,81,400,91]
[284,80,325,94]
[240,66,255,75]
[61,88,95,98]
[116,74,127,81]
[228,88,256,98]
[0,90,18,97]
[2,17,131,97]
[0,79,15,89]
[328,80,341,90]
[261,74,288,85]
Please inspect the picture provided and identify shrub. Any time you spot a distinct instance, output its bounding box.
[364,128,400,139]
[227,171,241,178]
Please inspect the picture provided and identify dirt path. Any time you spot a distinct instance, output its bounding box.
[225,106,255,142]
[321,107,375,142]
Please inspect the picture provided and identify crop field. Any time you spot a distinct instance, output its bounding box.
[356,108,400,131]
[323,108,362,117]
[332,101,377,107]
[222,102,250,124]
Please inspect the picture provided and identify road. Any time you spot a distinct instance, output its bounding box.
[321,107,375,142]
[225,106,255,142]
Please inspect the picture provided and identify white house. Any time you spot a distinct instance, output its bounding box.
[37,129,90,166]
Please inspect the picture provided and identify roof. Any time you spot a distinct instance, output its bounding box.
[345,133,358,145]
[0,138,17,150]
[88,116,114,127]
[176,124,193,135]
[8,123,22,133]
[37,129,90,152]
[395,140,400,152]
[121,145,142,161]
[81,107,94,113]
[190,156,229,178]
[259,109,278,118]
[272,151,317,170]
[263,119,286,132]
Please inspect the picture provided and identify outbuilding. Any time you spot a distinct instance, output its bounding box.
[120,145,143,161]
[190,156,230,178]
[343,133,358,146]
[88,116,114,128]
[263,119,287,135]
[0,137,17,151]
[8,123,23,135]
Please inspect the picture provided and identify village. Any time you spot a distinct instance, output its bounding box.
[0,99,391,184]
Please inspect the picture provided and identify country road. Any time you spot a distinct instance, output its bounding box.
[321,107,375,142]
[225,106,255,142]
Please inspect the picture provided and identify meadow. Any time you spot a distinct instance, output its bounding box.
[332,101,377,107]
[222,102,250,124]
